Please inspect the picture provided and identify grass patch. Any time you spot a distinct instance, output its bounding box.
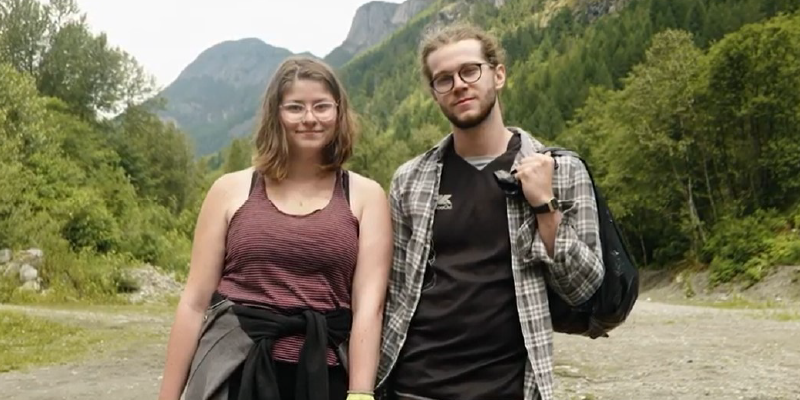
[678,295,784,310]
[703,296,779,310]
[0,307,167,373]
[0,310,106,372]
[755,310,800,322]
[570,395,598,400]
[770,311,800,321]
[16,301,177,317]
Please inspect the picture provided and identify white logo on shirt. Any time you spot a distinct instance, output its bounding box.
[436,194,453,210]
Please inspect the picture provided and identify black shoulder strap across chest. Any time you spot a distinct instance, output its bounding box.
[342,169,350,205]
[249,169,259,195]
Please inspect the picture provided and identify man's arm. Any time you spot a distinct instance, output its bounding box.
[386,172,410,314]
[532,155,604,305]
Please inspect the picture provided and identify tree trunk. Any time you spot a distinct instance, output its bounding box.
[671,161,706,251]
[702,154,718,221]
[639,232,648,267]
[687,175,707,245]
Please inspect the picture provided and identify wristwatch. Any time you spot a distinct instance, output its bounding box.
[531,197,560,214]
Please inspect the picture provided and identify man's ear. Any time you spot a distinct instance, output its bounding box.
[494,63,506,90]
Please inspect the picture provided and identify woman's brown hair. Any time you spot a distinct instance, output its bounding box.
[252,56,358,181]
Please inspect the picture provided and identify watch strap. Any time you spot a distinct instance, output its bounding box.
[531,197,559,214]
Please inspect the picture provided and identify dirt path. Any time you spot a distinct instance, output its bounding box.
[1,300,798,400]
[552,300,800,400]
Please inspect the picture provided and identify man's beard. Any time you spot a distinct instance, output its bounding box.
[442,91,497,130]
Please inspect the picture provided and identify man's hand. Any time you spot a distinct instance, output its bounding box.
[514,151,556,207]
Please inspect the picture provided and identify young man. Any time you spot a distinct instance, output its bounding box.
[376,24,605,400]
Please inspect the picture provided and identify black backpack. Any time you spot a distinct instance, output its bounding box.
[539,147,640,339]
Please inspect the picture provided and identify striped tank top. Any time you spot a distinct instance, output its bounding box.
[216,169,359,364]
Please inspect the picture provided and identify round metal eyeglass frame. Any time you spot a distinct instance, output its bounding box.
[429,62,494,94]
[279,101,339,123]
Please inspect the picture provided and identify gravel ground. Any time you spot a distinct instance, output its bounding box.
[1,299,798,400]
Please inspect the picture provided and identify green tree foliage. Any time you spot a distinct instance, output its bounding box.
[222,137,253,174]
[3,0,799,304]
[337,0,800,284]
[0,0,155,119]
[0,1,194,302]
[560,13,800,282]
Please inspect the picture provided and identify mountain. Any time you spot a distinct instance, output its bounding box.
[338,0,800,282]
[155,0,436,158]
[157,0,797,162]
[154,38,303,157]
[3,0,798,300]
[324,0,437,67]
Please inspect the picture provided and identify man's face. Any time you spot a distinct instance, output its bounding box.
[426,39,505,130]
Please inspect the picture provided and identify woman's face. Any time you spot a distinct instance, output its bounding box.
[279,79,338,155]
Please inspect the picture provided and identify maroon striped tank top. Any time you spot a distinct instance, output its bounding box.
[216,169,359,365]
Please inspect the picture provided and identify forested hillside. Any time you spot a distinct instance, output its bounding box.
[154,39,298,157]
[1,0,799,303]
[341,0,800,282]
[0,0,204,302]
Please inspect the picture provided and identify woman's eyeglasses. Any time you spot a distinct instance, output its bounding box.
[280,101,338,123]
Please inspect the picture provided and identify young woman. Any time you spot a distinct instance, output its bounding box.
[157,56,392,400]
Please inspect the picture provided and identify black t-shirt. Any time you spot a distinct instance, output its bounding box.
[393,133,526,400]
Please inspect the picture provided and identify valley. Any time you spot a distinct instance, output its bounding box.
[2,1,799,399]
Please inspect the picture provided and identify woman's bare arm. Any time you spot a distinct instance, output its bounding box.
[347,175,393,394]
[157,174,236,400]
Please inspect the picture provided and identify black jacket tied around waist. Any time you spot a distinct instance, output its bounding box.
[228,298,352,400]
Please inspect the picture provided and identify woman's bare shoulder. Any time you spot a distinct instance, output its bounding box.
[208,167,254,190]
[205,167,257,222]
[345,170,388,220]
[347,170,386,198]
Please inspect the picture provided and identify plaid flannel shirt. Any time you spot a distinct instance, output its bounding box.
[377,127,605,400]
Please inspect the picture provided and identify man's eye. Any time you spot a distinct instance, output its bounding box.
[462,66,480,77]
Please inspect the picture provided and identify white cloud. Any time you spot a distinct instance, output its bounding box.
[76,0,403,88]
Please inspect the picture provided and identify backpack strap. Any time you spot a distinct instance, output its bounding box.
[341,169,350,205]
[249,169,259,195]
[539,146,595,178]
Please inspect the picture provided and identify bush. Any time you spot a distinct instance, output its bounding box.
[701,210,783,265]
[705,209,800,285]
[16,242,135,304]
[60,200,120,253]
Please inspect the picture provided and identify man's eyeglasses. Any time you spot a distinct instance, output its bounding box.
[279,101,338,123]
[430,63,493,94]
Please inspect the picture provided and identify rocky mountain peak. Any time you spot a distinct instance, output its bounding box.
[391,0,436,25]
[340,1,402,54]
[324,0,436,67]
[174,38,293,88]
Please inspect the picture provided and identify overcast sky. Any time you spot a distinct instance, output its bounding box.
[77,0,402,89]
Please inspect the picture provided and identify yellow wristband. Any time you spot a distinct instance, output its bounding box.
[346,393,374,400]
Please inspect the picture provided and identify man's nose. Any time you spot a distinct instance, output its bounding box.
[452,74,468,91]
